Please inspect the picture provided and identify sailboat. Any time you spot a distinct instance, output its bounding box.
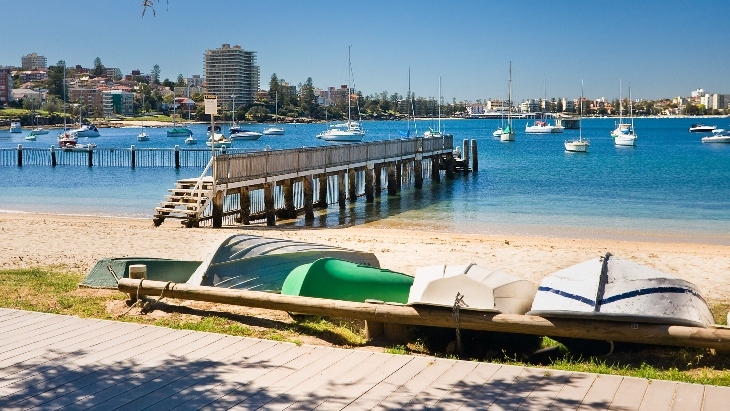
[166,98,193,137]
[614,83,637,146]
[137,95,150,141]
[500,62,515,142]
[317,46,365,142]
[58,62,78,148]
[424,77,447,138]
[263,91,285,135]
[229,94,262,140]
[399,68,418,139]
[564,80,589,152]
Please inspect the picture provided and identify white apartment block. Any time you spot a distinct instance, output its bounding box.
[204,44,260,107]
[21,53,47,70]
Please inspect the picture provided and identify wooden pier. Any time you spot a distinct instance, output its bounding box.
[154,136,478,228]
[2,308,728,410]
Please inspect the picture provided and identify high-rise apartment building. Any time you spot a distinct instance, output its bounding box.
[0,67,12,104]
[203,44,259,107]
[21,53,47,70]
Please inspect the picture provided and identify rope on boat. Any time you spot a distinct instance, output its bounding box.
[106,264,120,284]
[119,280,174,317]
[452,292,466,355]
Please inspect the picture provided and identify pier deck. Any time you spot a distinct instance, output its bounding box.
[1,308,727,410]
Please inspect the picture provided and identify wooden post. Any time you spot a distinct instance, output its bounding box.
[127,265,147,302]
[463,139,469,171]
[17,144,22,167]
[431,156,440,182]
[337,171,346,208]
[212,189,224,228]
[365,320,384,340]
[471,139,478,172]
[414,158,423,189]
[174,145,180,169]
[50,146,56,167]
[131,145,136,168]
[283,179,296,219]
[264,181,276,226]
[239,186,250,225]
[348,168,357,202]
[87,147,93,167]
[374,164,382,193]
[365,164,374,203]
[120,278,730,351]
[318,174,328,208]
[445,154,455,179]
[387,162,397,195]
[303,175,315,221]
[395,161,402,191]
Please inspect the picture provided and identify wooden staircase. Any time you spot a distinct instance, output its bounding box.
[153,176,214,227]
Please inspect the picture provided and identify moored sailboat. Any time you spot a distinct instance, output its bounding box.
[564,80,589,152]
[263,91,285,135]
[501,62,515,142]
[317,46,365,142]
[613,81,637,146]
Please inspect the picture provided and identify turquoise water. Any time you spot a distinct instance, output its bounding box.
[1,118,729,243]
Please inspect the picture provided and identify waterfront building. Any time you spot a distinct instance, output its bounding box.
[0,67,12,105]
[203,44,260,107]
[18,68,48,83]
[21,53,47,70]
[70,87,105,116]
[102,90,134,117]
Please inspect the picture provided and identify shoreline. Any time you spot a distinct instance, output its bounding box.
[3,212,729,304]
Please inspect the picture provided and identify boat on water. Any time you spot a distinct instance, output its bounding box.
[9,120,22,133]
[701,130,730,143]
[492,128,503,137]
[282,257,413,304]
[166,100,193,137]
[501,63,515,142]
[525,120,556,134]
[57,132,77,148]
[68,123,101,138]
[565,80,589,152]
[613,82,637,146]
[230,129,263,140]
[25,133,37,141]
[317,47,365,143]
[689,123,716,133]
[137,129,150,141]
[407,263,536,314]
[263,91,285,135]
[30,127,49,135]
[528,252,715,327]
[184,135,197,145]
[206,135,231,148]
[186,234,380,292]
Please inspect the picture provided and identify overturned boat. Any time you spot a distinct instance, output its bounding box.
[407,263,537,314]
[282,258,413,304]
[186,235,380,292]
[528,252,714,327]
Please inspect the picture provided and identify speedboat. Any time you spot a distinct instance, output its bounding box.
[25,133,37,141]
[137,130,150,141]
[317,121,365,142]
[31,127,49,135]
[184,135,197,145]
[689,123,716,133]
[525,121,555,134]
[492,128,503,137]
[230,127,263,140]
[528,252,715,328]
[68,124,101,137]
[263,126,285,135]
[9,120,22,133]
[701,130,730,143]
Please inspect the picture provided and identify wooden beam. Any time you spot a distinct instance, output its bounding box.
[118,279,730,351]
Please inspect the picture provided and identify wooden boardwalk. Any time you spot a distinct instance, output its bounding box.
[1,309,728,410]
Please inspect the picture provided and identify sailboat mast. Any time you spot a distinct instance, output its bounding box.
[407,68,411,135]
[629,83,634,130]
[347,46,352,126]
[62,61,66,130]
[438,77,442,133]
[619,79,622,124]
[580,80,584,142]
[508,62,512,125]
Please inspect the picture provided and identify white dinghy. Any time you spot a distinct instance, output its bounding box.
[528,252,714,327]
[407,263,536,314]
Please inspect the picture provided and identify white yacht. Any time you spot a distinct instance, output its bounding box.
[9,120,22,133]
[701,130,730,143]
[689,123,716,133]
[565,80,589,153]
[317,47,365,143]
[614,84,637,146]
[30,127,49,135]
[525,121,555,134]
[263,91,285,135]
[68,124,101,137]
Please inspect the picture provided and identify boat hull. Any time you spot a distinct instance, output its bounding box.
[614,135,636,146]
[702,136,730,143]
[230,132,262,140]
[564,141,588,152]
[263,127,285,135]
[500,131,515,142]
[167,127,193,137]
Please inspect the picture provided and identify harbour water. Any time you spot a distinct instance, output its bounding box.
[1,117,729,244]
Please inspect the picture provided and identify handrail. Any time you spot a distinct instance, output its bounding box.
[189,156,215,217]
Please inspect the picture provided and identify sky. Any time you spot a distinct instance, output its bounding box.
[3,0,729,103]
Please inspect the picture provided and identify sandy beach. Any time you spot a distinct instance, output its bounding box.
[2,212,729,305]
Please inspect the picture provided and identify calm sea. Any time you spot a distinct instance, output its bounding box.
[1,117,729,244]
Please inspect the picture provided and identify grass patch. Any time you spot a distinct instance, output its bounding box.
[288,316,366,346]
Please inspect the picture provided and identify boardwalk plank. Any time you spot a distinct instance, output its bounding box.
[698,385,730,411]
[343,356,437,410]
[517,370,573,410]
[308,353,413,410]
[98,338,282,411]
[0,317,97,357]
[258,350,373,411]
[609,377,649,410]
[0,312,56,336]
[426,362,502,411]
[400,360,479,410]
[638,380,677,411]
[487,366,547,410]
[548,372,597,411]
[670,383,705,411]
[457,363,525,410]
[159,344,325,410]
[62,333,231,410]
[373,358,457,410]
[577,374,624,411]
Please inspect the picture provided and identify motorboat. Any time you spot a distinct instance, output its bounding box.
[263,126,285,135]
[614,133,637,146]
[186,234,380,292]
[57,132,77,148]
[230,129,263,140]
[184,135,197,145]
[25,133,37,141]
[9,120,22,133]
[689,123,716,133]
[501,62,515,142]
[206,134,232,148]
[525,121,555,134]
[137,130,150,141]
[282,258,413,304]
[528,252,715,328]
[317,47,365,143]
[68,124,101,137]
[30,127,49,135]
[492,128,503,137]
[565,80,589,152]
[701,130,730,143]
[407,263,536,314]
[551,118,565,133]
[612,82,637,146]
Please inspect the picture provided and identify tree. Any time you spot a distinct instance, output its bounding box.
[43,95,62,115]
[299,77,316,117]
[162,78,174,88]
[176,74,185,87]
[151,64,161,84]
[93,57,105,76]
[247,106,269,122]
[268,73,280,102]
[45,61,67,100]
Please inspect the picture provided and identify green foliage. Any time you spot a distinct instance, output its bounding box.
[93,57,105,76]
[385,345,408,355]
[246,105,269,122]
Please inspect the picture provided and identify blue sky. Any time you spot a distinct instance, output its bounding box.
[3,0,729,102]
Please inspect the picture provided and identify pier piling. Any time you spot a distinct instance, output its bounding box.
[17,144,22,167]
[471,139,478,172]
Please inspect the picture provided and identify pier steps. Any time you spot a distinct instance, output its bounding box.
[153,177,214,227]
